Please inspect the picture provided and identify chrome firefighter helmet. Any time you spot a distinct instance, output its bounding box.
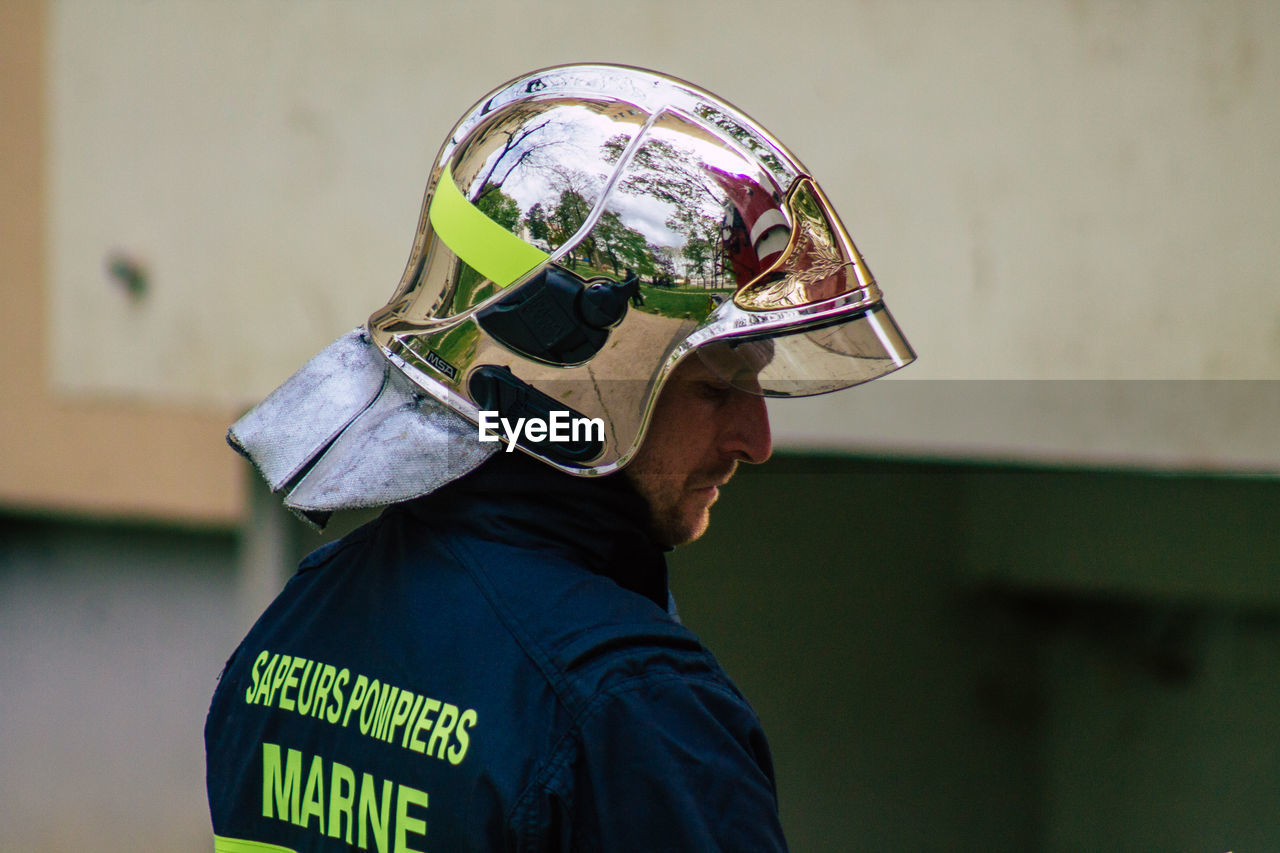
[367,63,914,475]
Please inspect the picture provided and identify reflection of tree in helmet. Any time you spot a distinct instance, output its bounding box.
[544,167,597,270]
[462,105,592,219]
[601,132,727,289]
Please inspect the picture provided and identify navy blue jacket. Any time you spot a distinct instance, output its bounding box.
[205,453,788,852]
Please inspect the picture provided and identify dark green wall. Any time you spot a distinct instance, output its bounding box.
[668,455,1280,852]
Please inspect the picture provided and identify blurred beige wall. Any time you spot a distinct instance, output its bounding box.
[36,0,1280,499]
[9,0,1280,510]
[0,0,241,525]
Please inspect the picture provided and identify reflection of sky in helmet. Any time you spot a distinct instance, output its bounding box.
[604,118,774,250]
[649,117,770,183]
[469,105,631,212]
[465,102,779,254]
[607,198,684,248]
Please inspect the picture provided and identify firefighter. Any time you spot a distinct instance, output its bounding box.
[205,63,914,852]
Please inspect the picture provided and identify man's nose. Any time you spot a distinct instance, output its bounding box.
[720,391,773,465]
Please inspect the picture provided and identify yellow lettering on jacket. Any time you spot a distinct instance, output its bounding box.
[242,650,478,765]
[259,742,428,853]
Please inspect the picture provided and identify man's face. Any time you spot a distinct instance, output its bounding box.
[624,355,773,547]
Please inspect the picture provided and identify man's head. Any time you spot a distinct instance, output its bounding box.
[624,355,773,547]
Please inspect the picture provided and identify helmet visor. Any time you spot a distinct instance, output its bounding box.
[695,303,915,397]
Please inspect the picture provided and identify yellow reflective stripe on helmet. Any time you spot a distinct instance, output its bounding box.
[213,836,298,853]
[429,163,549,288]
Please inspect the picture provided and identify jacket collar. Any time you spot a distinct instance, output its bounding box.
[404,452,670,609]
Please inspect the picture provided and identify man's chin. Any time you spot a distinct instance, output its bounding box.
[654,502,714,548]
